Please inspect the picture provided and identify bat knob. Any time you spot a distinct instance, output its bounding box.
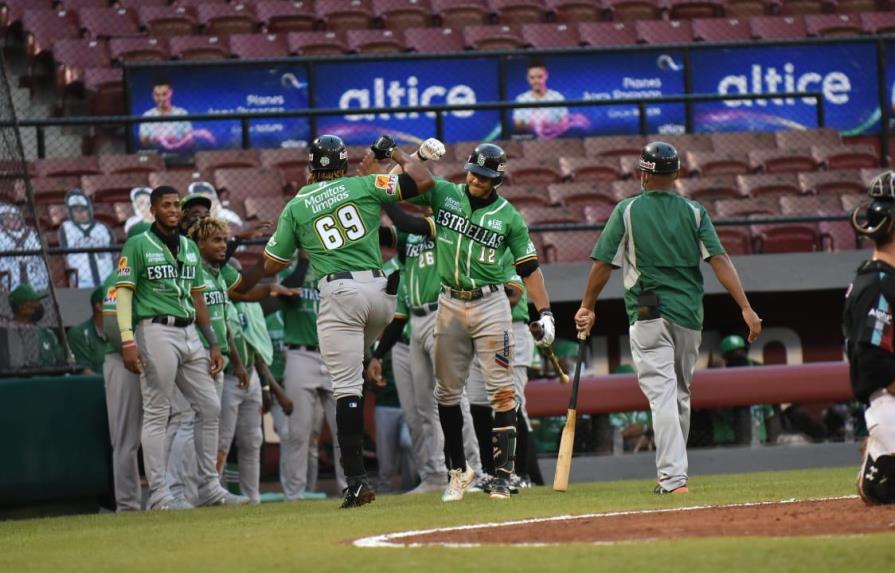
[559,372,570,384]
[530,322,544,339]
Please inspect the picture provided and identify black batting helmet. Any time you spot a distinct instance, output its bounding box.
[852,171,895,241]
[638,141,680,175]
[309,134,348,172]
[465,143,507,188]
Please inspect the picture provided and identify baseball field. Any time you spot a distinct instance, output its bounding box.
[2,466,893,573]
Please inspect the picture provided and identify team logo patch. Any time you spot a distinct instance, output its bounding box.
[320,156,330,167]
[118,257,131,276]
[103,287,118,306]
[477,155,486,166]
[186,253,197,263]
[494,353,510,369]
[487,219,503,231]
[639,158,656,171]
[375,174,399,195]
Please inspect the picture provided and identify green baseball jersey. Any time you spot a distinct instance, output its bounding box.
[264,174,403,278]
[101,271,121,354]
[265,310,286,382]
[116,231,206,321]
[227,301,249,369]
[236,301,274,366]
[66,318,106,373]
[398,220,441,308]
[279,264,320,346]
[412,179,537,290]
[197,262,241,353]
[592,190,725,331]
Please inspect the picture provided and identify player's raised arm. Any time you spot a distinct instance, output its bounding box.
[360,135,436,199]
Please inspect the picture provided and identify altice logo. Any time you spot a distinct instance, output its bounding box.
[717,63,852,107]
[338,76,477,121]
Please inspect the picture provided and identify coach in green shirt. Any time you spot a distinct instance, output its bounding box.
[575,141,762,496]
[67,286,107,374]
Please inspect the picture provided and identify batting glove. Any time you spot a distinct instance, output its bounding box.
[531,311,555,347]
[417,138,446,161]
[371,134,398,160]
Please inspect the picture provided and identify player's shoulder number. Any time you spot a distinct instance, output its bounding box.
[313,202,367,250]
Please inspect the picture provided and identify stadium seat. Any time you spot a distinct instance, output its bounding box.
[430,161,466,183]
[22,9,81,60]
[149,170,212,191]
[542,230,600,263]
[659,133,715,152]
[255,0,316,32]
[811,145,878,170]
[753,224,820,253]
[34,157,101,178]
[686,151,751,176]
[109,37,169,62]
[52,39,111,94]
[777,128,841,149]
[453,139,523,159]
[177,0,228,7]
[841,193,864,213]
[229,33,290,58]
[798,170,864,195]
[85,67,125,115]
[723,0,775,16]
[432,0,491,27]
[244,195,286,222]
[837,0,889,14]
[287,30,349,55]
[27,176,82,203]
[1,0,54,32]
[666,0,725,19]
[548,181,617,206]
[259,148,308,190]
[560,157,623,182]
[619,155,649,178]
[169,35,231,60]
[675,174,742,201]
[860,11,895,34]
[99,154,166,175]
[692,17,753,41]
[404,26,465,52]
[577,21,638,46]
[521,23,581,48]
[517,205,585,225]
[138,6,198,38]
[82,173,151,203]
[710,131,777,152]
[316,0,374,31]
[583,201,616,223]
[714,227,753,255]
[776,0,834,15]
[195,149,262,174]
[373,0,432,29]
[347,29,406,53]
[748,148,817,174]
[635,19,695,43]
[612,179,643,200]
[197,3,259,37]
[214,167,286,202]
[79,7,140,39]
[522,138,585,159]
[584,135,645,157]
[715,196,780,217]
[737,173,802,198]
[490,0,549,25]
[604,0,663,21]
[506,158,563,185]
[545,0,602,22]
[118,0,167,7]
[501,185,552,207]
[463,24,525,50]
[749,15,807,39]
[804,13,863,36]
[780,194,842,215]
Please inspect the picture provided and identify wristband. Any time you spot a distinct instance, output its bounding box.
[415,150,428,162]
[198,322,219,347]
[121,340,136,349]
[538,308,553,318]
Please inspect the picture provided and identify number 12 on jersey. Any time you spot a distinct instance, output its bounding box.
[478,247,496,264]
[314,204,367,250]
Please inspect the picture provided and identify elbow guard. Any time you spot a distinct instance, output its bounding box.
[515,258,540,279]
[397,173,419,199]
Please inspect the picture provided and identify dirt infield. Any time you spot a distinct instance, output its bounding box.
[361,498,895,547]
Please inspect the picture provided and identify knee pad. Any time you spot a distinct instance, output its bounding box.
[859,454,895,505]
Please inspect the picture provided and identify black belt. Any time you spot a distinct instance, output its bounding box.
[442,284,500,301]
[288,344,318,352]
[410,302,438,317]
[150,315,193,328]
[324,269,385,282]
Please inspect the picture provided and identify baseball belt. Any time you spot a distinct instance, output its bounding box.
[150,315,193,328]
[324,269,385,283]
[409,302,438,316]
[442,284,500,301]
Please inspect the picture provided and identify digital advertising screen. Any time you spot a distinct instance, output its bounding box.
[313,57,501,146]
[689,42,880,135]
[127,63,311,152]
[504,50,687,139]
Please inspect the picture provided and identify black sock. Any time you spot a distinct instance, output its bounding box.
[515,408,529,479]
[438,404,466,471]
[336,396,366,479]
[470,404,495,475]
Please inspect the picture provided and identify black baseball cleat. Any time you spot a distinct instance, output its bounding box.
[340,477,375,509]
[489,475,512,500]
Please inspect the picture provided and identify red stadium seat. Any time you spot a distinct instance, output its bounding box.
[505,158,563,185]
[692,17,753,41]
[776,127,840,149]
[676,174,742,201]
[177,0,228,7]
[432,161,468,183]
[545,0,602,22]
[26,176,82,203]
[715,196,780,217]
[542,230,600,263]
[52,39,111,93]
[99,154,166,175]
[195,150,262,174]
[34,156,101,178]
[779,194,842,215]
[578,21,638,46]
[811,145,878,170]
[635,19,695,43]
[109,37,169,63]
[521,23,581,48]
[804,13,863,36]
[686,151,751,176]
[500,185,552,207]
[489,0,549,25]
[715,227,753,255]
[583,202,617,224]
[737,173,802,198]
[138,6,198,38]
[559,157,622,182]
[584,135,645,157]
[404,27,465,52]
[118,0,167,7]
[432,0,491,28]
[214,167,285,202]
[244,195,286,222]
[463,24,525,50]
[149,170,212,191]
[798,170,865,195]
[748,148,817,174]
[169,35,231,60]
[85,67,125,115]
[723,0,774,17]
[2,0,54,32]
[753,224,820,253]
[316,0,374,31]
[776,0,834,15]
[522,138,585,159]
[604,0,663,21]
[841,193,863,213]
[453,139,523,159]
[197,3,259,37]
[255,0,316,33]
[666,0,725,19]
[79,7,140,39]
[23,9,80,59]
[346,29,406,53]
[373,0,432,30]
[749,15,807,39]
[287,30,349,55]
[612,179,643,200]
[517,205,584,226]
[82,173,152,203]
[548,181,617,206]
[710,131,776,152]
[260,148,308,191]
[860,11,895,34]
[229,33,290,58]
[57,0,107,10]
[836,0,889,14]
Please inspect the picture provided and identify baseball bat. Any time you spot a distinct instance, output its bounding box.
[529,323,570,384]
[553,332,588,493]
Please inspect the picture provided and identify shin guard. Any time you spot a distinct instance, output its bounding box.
[336,396,366,478]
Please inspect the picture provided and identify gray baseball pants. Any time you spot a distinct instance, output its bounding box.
[468,320,534,410]
[103,351,143,512]
[272,396,325,492]
[374,405,415,491]
[137,320,226,509]
[219,371,263,503]
[630,318,701,492]
[391,341,424,482]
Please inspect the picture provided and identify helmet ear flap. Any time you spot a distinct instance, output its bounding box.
[851,202,895,241]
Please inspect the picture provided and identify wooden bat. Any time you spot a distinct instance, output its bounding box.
[553,332,588,493]
[529,323,570,384]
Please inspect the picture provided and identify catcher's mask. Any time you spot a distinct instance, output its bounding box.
[852,171,895,242]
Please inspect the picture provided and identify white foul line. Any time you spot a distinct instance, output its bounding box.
[352,495,859,548]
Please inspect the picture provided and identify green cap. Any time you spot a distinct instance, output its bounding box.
[181,193,212,210]
[612,364,636,374]
[720,335,747,355]
[90,285,105,307]
[127,221,151,239]
[9,284,48,308]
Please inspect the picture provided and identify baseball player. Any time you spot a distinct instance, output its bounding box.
[233,134,435,508]
[395,142,556,501]
[575,141,762,495]
[844,170,895,505]
[116,186,247,509]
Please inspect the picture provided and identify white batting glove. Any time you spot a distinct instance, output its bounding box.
[532,311,555,347]
[417,138,446,161]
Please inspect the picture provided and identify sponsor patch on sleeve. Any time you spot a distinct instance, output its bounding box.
[375,174,399,195]
[118,257,131,276]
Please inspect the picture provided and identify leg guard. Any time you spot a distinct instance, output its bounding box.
[492,412,517,478]
[858,453,895,505]
[336,396,366,478]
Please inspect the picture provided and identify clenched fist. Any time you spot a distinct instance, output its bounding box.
[417,138,446,161]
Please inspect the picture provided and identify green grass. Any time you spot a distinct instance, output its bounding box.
[2,467,893,573]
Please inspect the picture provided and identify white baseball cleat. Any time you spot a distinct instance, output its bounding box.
[203,492,251,507]
[441,467,476,502]
[406,478,447,495]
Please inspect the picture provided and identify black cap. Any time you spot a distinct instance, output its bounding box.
[638,141,680,175]
[309,134,348,172]
[465,143,507,184]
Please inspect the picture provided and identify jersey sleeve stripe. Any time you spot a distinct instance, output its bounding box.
[425,217,436,238]
[393,312,408,320]
[263,249,291,264]
[514,254,538,265]
[115,280,135,289]
[227,274,243,293]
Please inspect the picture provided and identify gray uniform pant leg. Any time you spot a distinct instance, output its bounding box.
[103,352,143,511]
[166,388,198,505]
[320,388,347,491]
[630,318,700,491]
[411,312,447,483]
[219,371,263,503]
[270,400,289,492]
[391,341,422,482]
[374,406,403,487]
[513,321,534,430]
[865,389,895,459]
[307,398,324,491]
